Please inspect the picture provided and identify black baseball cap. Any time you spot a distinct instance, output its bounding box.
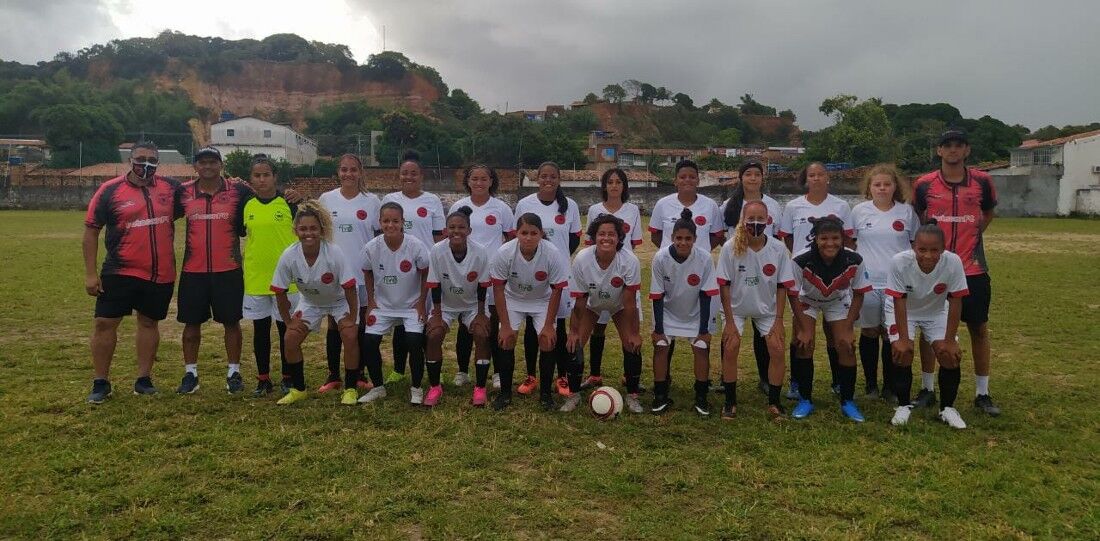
[193,146,223,162]
[938,128,968,146]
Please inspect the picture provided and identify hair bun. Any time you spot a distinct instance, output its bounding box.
[457,205,473,217]
[926,218,938,226]
[679,208,693,220]
[401,149,421,163]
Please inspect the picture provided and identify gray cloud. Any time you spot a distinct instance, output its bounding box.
[0,0,120,64]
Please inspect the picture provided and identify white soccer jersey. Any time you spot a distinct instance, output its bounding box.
[720,195,783,239]
[649,246,719,322]
[514,193,581,263]
[361,235,430,315]
[426,239,492,313]
[648,193,724,251]
[271,241,356,307]
[449,196,515,254]
[851,201,920,289]
[382,191,446,249]
[792,248,873,305]
[490,238,569,313]
[319,189,381,284]
[569,246,642,314]
[885,250,969,320]
[716,236,796,318]
[780,194,854,256]
[586,202,643,249]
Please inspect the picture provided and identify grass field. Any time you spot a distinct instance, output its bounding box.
[1,211,1098,540]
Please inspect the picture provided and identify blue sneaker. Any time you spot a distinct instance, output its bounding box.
[792,399,815,419]
[87,379,112,404]
[840,400,865,423]
[785,380,801,400]
[133,377,158,395]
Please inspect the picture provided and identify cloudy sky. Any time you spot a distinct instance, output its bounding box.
[2,0,1097,130]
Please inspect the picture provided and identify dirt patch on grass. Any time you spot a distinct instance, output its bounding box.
[986,232,1100,255]
[19,232,83,240]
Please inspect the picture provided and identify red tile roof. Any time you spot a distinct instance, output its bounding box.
[1019,129,1100,149]
[65,163,199,179]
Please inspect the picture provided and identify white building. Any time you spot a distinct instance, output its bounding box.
[210,117,318,165]
[1005,130,1100,215]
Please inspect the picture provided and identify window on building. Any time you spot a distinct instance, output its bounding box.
[1033,146,1054,165]
[226,129,235,137]
[263,130,272,138]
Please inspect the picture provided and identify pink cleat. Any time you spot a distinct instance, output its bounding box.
[471,386,488,407]
[424,385,444,407]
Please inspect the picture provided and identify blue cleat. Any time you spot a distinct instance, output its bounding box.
[841,400,865,423]
[792,399,815,419]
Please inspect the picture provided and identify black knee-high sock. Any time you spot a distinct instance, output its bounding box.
[456,325,472,373]
[894,365,913,406]
[694,380,710,402]
[567,348,583,393]
[427,360,442,387]
[344,368,359,390]
[288,361,305,391]
[363,334,384,386]
[488,310,500,376]
[357,328,369,383]
[498,350,516,395]
[654,379,670,397]
[789,343,798,385]
[276,320,289,379]
[880,337,893,392]
[393,325,408,374]
[524,319,538,376]
[768,384,781,406]
[254,317,272,376]
[326,327,341,376]
[538,348,556,396]
[753,322,769,383]
[555,319,568,379]
[474,359,491,387]
[827,346,840,386]
[623,349,642,394]
[589,334,606,377]
[406,331,425,388]
[859,335,879,388]
[723,381,737,407]
[793,356,814,401]
[838,365,857,402]
[939,367,961,409]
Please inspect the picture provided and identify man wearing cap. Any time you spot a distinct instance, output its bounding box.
[84,141,183,403]
[175,146,255,394]
[912,129,1001,416]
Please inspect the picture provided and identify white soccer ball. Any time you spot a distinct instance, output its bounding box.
[589,386,623,420]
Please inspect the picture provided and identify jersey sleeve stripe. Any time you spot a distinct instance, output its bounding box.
[341,279,356,289]
[426,281,441,288]
[885,288,906,298]
[631,239,643,246]
[569,291,586,298]
[780,279,796,289]
[703,288,719,297]
[716,277,730,286]
[647,225,660,233]
[270,285,288,293]
[649,292,664,300]
[854,285,873,294]
[478,280,493,288]
[552,281,568,289]
[491,278,507,286]
[949,289,970,298]
[625,284,641,291]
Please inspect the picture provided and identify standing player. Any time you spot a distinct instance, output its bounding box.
[650,209,720,416]
[490,213,569,411]
[885,222,970,429]
[448,165,515,389]
[580,168,643,390]
[566,214,644,412]
[513,162,581,397]
[912,128,1000,416]
[650,159,724,251]
[850,164,919,401]
[424,207,494,407]
[789,217,872,422]
[717,201,796,419]
[357,202,431,405]
[83,141,181,403]
[317,154,381,394]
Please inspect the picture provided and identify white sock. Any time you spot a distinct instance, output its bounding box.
[185,364,198,377]
[975,375,989,396]
[921,372,935,391]
[228,363,241,377]
[475,359,491,365]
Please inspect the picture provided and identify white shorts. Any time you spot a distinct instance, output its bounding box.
[660,312,715,338]
[884,297,948,343]
[242,293,299,322]
[799,292,852,323]
[365,310,424,335]
[857,289,886,328]
[440,308,481,328]
[293,299,355,332]
[729,314,778,336]
[506,309,549,334]
[595,295,643,325]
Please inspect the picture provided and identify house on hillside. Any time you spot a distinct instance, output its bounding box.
[990,129,1100,216]
[118,143,185,164]
[210,117,318,165]
[618,148,699,169]
[0,139,50,164]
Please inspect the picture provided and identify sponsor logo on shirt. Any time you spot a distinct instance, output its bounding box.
[383,275,398,285]
[127,215,170,229]
[191,212,231,221]
[449,286,466,296]
[931,214,976,223]
[745,276,760,286]
[403,220,413,230]
[339,224,353,232]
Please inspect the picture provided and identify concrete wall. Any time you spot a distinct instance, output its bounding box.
[1074,188,1100,215]
[1058,134,1100,215]
[989,167,1062,217]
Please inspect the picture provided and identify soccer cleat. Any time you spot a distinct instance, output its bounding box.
[492,392,512,411]
[913,389,937,409]
[721,404,736,420]
[317,374,342,394]
[556,376,571,397]
[340,388,358,405]
[651,394,673,414]
[516,375,538,395]
[559,393,582,412]
[891,405,913,426]
[276,388,308,405]
[358,386,388,404]
[766,404,786,420]
[409,387,425,405]
[539,393,556,412]
[940,407,968,429]
[87,379,112,404]
[176,373,199,395]
[694,397,711,417]
[471,386,488,407]
[226,372,244,394]
[579,375,603,390]
[864,384,880,399]
[791,399,815,419]
[785,380,801,400]
[453,372,470,387]
[492,373,501,390]
[134,377,158,395]
[357,378,373,391]
[424,385,443,407]
[840,400,865,423]
[384,371,406,385]
[757,380,769,396]
[974,395,1001,417]
[280,377,292,395]
[253,378,274,397]
[625,393,643,414]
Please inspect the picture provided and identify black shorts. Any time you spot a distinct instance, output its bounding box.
[961,273,991,326]
[95,274,175,321]
[177,269,244,325]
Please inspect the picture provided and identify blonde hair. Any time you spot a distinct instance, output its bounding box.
[732,200,769,257]
[294,199,334,242]
[860,163,909,203]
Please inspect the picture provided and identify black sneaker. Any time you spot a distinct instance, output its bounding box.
[134,377,158,395]
[757,380,769,396]
[651,394,672,414]
[87,379,112,404]
[253,378,274,397]
[694,396,711,417]
[913,389,937,409]
[226,372,244,394]
[974,394,1001,417]
[865,384,880,399]
[539,393,556,412]
[492,392,512,411]
[176,373,199,394]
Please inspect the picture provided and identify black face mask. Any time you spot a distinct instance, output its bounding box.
[745,221,768,237]
[132,161,158,179]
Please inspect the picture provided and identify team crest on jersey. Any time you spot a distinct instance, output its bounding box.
[400,260,413,272]
[467,271,479,282]
[933,283,947,294]
[417,207,428,217]
[367,314,377,325]
[357,209,368,220]
[622,223,631,233]
[767,215,773,225]
[892,220,905,231]
[321,272,334,284]
[763,264,776,277]
[274,211,285,221]
[610,276,624,288]
[157,193,171,206]
[687,274,701,286]
[216,192,230,204]
[694,216,706,226]
[485,214,497,226]
[534,270,548,281]
[555,214,566,225]
[889,324,898,335]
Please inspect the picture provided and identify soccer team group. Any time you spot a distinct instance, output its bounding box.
[82,128,1002,429]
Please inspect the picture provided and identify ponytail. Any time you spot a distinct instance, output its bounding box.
[723,184,745,228]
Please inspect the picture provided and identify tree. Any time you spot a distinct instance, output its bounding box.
[819,94,858,121]
[778,109,796,121]
[709,127,742,147]
[806,95,896,166]
[583,92,600,105]
[442,88,482,121]
[361,51,408,80]
[224,149,253,179]
[739,93,777,116]
[622,79,642,101]
[602,84,626,104]
[639,83,658,104]
[672,92,695,110]
[33,103,124,167]
[655,87,671,104]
